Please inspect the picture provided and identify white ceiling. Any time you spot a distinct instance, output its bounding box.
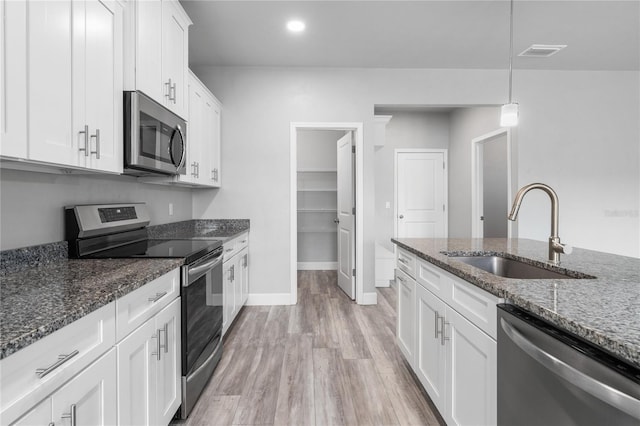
[180,1,639,71]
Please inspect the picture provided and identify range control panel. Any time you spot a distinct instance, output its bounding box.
[98,206,138,223]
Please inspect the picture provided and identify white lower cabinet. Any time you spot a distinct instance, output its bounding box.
[117,297,181,426]
[396,269,416,362]
[415,283,447,413]
[12,349,117,426]
[446,308,497,426]
[396,249,500,426]
[222,233,250,335]
[1,268,182,426]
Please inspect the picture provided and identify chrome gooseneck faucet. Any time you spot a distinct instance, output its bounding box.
[508,183,572,264]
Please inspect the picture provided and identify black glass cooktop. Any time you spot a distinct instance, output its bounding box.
[88,239,222,264]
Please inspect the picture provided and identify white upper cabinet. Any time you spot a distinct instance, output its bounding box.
[1,0,123,173]
[125,0,192,118]
[185,71,222,187]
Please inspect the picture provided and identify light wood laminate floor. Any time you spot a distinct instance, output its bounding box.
[174,271,444,426]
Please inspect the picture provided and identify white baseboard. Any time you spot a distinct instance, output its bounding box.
[246,293,292,306]
[297,262,338,270]
[375,279,391,288]
[360,292,378,305]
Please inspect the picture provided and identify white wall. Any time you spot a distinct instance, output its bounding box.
[448,107,503,238]
[515,70,639,257]
[373,111,450,251]
[0,169,193,250]
[297,129,342,170]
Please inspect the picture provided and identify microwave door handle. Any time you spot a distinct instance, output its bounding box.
[169,124,186,170]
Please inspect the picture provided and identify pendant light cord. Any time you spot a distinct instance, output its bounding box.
[508,0,514,103]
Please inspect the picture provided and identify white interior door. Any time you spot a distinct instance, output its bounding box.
[336,132,355,299]
[396,151,447,239]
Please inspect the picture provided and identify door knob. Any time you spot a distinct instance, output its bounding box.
[399,214,404,219]
[334,218,340,224]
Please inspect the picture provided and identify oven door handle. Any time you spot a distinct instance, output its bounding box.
[500,318,640,419]
[187,255,223,282]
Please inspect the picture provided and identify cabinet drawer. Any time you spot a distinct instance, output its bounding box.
[416,258,451,300]
[397,248,416,278]
[0,303,116,424]
[447,274,501,340]
[116,269,180,341]
[223,232,249,261]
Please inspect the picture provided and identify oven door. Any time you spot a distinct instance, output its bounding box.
[182,248,223,376]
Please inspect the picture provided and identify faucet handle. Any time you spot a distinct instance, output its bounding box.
[552,240,572,255]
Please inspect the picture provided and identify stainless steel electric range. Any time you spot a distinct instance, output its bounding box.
[65,203,223,419]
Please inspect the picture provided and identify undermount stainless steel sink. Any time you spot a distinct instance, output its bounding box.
[449,255,585,279]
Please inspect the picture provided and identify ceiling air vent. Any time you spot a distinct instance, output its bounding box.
[518,44,567,58]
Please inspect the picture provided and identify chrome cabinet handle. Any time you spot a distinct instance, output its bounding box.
[434,311,441,339]
[61,404,76,426]
[191,162,197,177]
[90,129,100,159]
[243,254,248,268]
[333,218,340,224]
[440,317,450,346]
[500,318,640,419]
[398,257,408,265]
[78,125,89,156]
[151,331,161,361]
[230,264,235,282]
[212,168,218,181]
[196,162,200,178]
[161,323,169,354]
[36,350,79,378]
[225,248,233,253]
[396,275,406,284]
[148,291,167,303]
[165,78,172,99]
[170,82,177,103]
[399,214,404,219]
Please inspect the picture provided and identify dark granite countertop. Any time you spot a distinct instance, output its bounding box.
[0,219,250,360]
[0,245,184,360]
[391,238,640,369]
[148,219,250,242]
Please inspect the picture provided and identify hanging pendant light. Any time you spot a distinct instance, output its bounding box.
[500,0,519,127]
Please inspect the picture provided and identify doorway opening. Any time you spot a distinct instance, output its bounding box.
[290,122,364,305]
[471,128,516,238]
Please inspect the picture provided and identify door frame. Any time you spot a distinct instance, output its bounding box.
[393,148,449,241]
[471,128,515,238]
[290,122,364,305]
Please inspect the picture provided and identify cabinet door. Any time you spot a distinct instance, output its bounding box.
[445,308,497,426]
[27,0,75,166]
[186,76,203,184]
[415,284,447,414]
[206,96,221,186]
[117,320,156,426]
[51,349,117,426]
[83,0,123,173]
[135,0,163,101]
[222,260,235,334]
[240,249,249,306]
[1,0,28,158]
[155,298,182,426]
[162,0,189,117]
[9,398,51,426]
[396,270,415,364]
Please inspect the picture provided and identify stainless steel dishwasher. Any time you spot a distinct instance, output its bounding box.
[497,304,640,426]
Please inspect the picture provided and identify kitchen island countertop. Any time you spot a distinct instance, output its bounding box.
[391,238,640,369]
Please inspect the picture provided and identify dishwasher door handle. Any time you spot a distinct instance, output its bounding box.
[500,318,640,420]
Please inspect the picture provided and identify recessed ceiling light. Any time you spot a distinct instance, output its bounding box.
[286,20,306,33]
[518,44,567,58]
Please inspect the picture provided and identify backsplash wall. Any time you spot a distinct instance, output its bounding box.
[0,168,194,250]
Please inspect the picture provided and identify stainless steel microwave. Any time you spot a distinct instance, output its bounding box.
[124,91,187,176]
